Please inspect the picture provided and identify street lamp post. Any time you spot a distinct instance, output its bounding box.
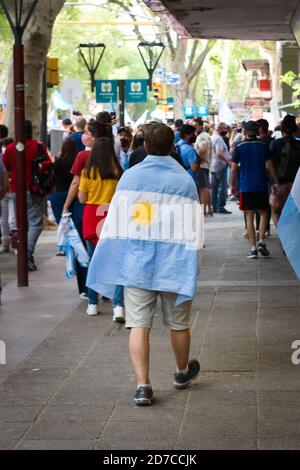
[0,0,38,287]
[78,43,106,93]
[137,41,165,91]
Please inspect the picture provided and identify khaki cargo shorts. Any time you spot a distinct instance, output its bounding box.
[124,287,192,330]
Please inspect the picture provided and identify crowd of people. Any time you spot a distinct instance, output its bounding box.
[1,111,300,405]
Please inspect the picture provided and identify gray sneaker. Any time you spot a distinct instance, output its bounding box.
[134,385,153,406]
[174,359,200,390]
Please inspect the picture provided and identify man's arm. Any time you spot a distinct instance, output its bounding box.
[230,162,238,195]
[62,175,80,213]
[266,159,279,185]
[216,142,231,166]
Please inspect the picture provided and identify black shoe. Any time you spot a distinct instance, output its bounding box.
[218,208,232,214]
[27,255,37,271]
[257,242,270,257]
[247,248,258,259]
[134,385,153,406]
[174,359,200,390]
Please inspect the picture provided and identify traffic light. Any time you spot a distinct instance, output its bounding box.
[46,58,59,88]
[153,81,161,103]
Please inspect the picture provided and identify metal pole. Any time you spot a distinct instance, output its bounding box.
[13,42,28,287]
[118,79,125,128]
[40,61,48,146]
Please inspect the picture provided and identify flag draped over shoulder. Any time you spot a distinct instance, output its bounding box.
[87,155,203,305]
[278,168,300,279]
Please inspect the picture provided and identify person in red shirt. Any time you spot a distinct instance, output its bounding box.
[3,120,51,271]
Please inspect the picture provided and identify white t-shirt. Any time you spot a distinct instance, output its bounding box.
[210,133,230,173]
[195,131,212,170]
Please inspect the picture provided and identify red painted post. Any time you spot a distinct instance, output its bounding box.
[13,43,28,287]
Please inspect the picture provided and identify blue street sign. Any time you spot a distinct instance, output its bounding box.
[183,105,195,118]
[197,105,208,117]
[125,79,148,103]
[95,80,118,103]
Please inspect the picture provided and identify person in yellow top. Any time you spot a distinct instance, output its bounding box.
[79,137,123,316]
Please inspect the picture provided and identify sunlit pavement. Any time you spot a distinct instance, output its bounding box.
[0,201,300,450]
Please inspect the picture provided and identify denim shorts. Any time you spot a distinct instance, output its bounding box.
[124,287,192,330]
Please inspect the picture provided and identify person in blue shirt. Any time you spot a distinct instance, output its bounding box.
[67,116,87,153]
[176,124,199,183]
[174,119,183,144]
[230,121,279,259]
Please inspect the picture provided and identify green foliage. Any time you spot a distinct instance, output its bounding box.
[209,55,222,67]
[281,71,300,108]
[281,71,298,86]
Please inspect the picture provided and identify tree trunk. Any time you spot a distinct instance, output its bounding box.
[218,41,231,101]
[6,0,65,138]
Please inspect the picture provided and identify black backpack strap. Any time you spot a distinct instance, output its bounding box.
[37,143,44,159]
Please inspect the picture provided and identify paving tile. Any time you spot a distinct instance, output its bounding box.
[180,405,256,439]
[0,440,18,450]
[0,406,43,423]
[110,404,184,423]
[101,421,179,442]
[258,391,300,407]
[0,422,31,440]
[16,439,96,450]
[175,438,257,450]
[258,406,300,436]
[24,421,106,440]
[257,436,300,450]
[95,439,176,450]
[40,405,113,422]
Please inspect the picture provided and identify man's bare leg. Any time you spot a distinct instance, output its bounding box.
[245,210,256,246]
[170,328,190,371]
[129,327,151,385]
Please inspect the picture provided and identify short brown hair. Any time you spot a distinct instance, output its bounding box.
[144,123,174,156]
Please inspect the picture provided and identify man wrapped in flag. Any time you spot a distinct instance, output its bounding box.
[278,167,300,278]
[87,123,203,405]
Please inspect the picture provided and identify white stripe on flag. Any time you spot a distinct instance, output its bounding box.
[100,190,204,249]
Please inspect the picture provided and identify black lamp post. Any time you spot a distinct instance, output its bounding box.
[78,43,106,92]
[0,0,38,287]
[137,41,165,91]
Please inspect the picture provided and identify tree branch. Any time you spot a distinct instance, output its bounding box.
[188,39,215,84]
[109,0,147,43]
[166,30,175,59]
[188,40,199,71]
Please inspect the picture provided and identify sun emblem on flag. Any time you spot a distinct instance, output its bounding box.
[131,200,155,226]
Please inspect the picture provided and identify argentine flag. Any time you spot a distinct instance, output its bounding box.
[278,168,300,278]
[87,155,203,305]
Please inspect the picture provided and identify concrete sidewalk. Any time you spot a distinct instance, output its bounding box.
[0,204,300,450]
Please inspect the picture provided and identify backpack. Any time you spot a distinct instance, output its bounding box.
[278,138,300,182]
[31,143,54,196]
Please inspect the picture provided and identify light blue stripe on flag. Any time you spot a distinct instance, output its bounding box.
[87,238,199,304]
[278,192,300,279]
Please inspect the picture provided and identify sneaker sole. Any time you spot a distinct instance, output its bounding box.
[247,255,258,259]
[113,317,125,323]
[258,249,270,257]
[174,380,192,390]
[134,398,152,406]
